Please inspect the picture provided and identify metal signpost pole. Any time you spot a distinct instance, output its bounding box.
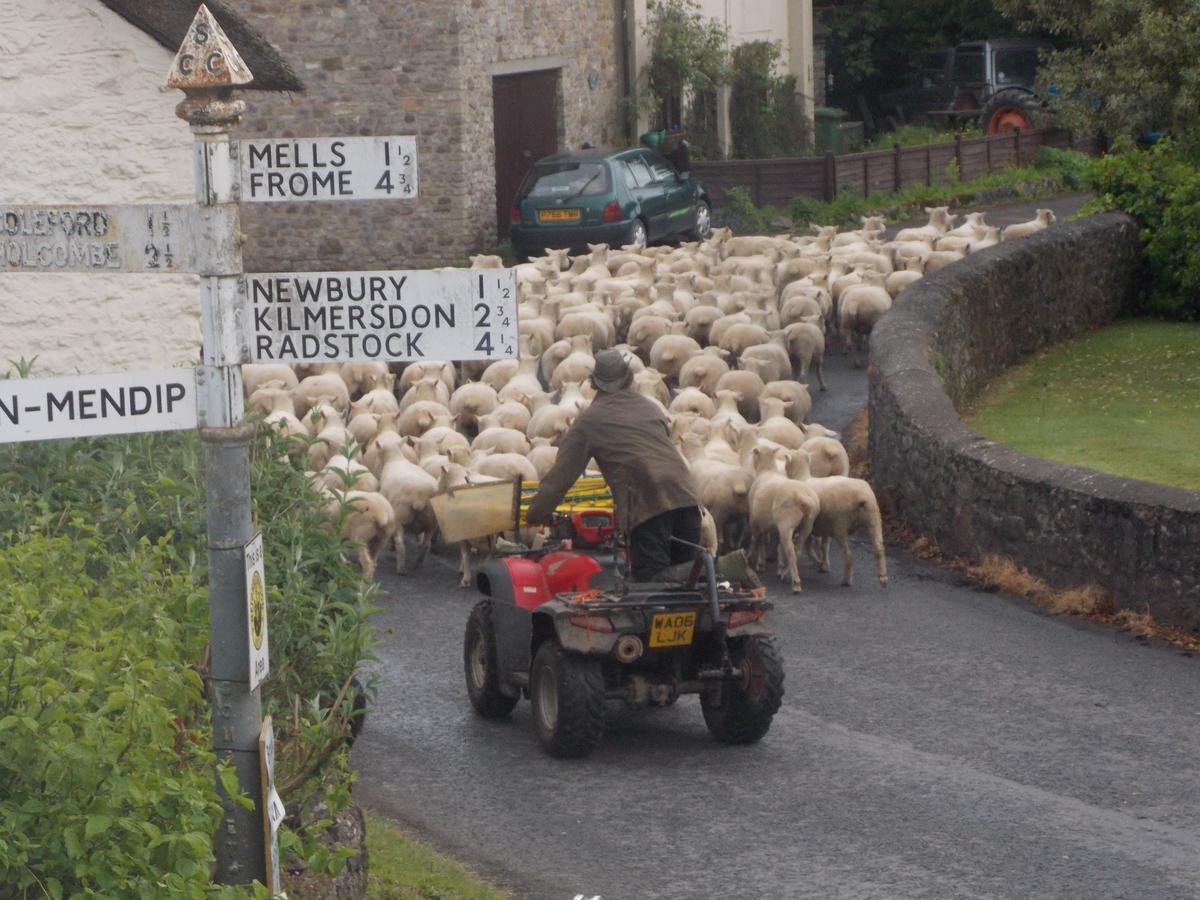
[167,8,264,884]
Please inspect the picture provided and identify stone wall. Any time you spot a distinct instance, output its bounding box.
[0,0,199,377]
[238,0,625,273]
[868,213,1200,631]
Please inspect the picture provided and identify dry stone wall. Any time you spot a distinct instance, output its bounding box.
[868,213,1200,631]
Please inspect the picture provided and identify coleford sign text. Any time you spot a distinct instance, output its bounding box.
[246,268,519,363]
[1,204,195,273]
[240,136,418,202]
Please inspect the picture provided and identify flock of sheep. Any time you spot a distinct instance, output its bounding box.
[241,204,1058,594]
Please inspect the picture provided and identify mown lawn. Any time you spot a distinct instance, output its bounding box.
[965,320,1200,491]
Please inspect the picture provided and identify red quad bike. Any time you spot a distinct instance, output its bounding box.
[463,542,784,758]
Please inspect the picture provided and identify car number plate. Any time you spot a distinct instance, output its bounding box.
[538,208,581,222]
[649,611,696,648]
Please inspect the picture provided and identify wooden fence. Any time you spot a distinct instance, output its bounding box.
[691,128,1096,209]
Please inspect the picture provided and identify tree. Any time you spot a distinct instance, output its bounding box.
[823,0,1015,110]
[642,0,729,133]
[730,41,809,158]
[995,0,1200,152]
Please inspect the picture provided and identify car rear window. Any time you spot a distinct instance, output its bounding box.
[521,162,612,199]
[645,153,677,182]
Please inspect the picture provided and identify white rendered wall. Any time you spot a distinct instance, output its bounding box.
[0,0,199,377]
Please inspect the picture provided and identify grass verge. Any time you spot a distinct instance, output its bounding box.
[365,809,509,900]
[965,320,1200,491]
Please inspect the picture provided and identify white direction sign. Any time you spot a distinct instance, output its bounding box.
[240,135,418,202]
[0,368,198,443]
[1,204,195,273]
[244,532,269,692]
[246,268,519,364]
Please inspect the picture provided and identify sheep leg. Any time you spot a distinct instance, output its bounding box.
[777,521,802,593]
[814,354,827,391]
[838,533,855,587]
[357,546,376,582]
[413,528,433,570]
[869,514,889,587]
[458,542,472,589]
[393,526,408,575]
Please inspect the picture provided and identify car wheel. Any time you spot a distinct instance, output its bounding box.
[626,218,648,249]
[700,635,784,744]
[688,201,712,240]
[464,600,518,718]
[530,640,605,758]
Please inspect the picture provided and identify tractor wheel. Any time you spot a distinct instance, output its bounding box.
[701,635,785,745]
[530,640,606,758]
[464,600,518,719]
[980,89,1043,135]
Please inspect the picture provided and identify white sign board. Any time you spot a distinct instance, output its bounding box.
[246,268,519,364]
[0,368,198,444]
[240,135,418,202]
[0,204,195,273]
[258,716,283,897]
[244,532,269,692]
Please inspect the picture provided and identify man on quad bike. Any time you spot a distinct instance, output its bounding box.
[525,348,701,581]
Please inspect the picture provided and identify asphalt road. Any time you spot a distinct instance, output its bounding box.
[353,195,1200,899]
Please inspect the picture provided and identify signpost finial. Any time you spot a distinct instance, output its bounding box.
[166,4,253,92]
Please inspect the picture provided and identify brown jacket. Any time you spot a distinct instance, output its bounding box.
[526,388,699,531]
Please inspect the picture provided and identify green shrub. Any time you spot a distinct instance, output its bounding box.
[0,530,222,897]
[0,425,378,891]
[863,124,981,152]
[1083,140,1200,319]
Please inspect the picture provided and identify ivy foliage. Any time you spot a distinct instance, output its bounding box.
[643,0,729,118]
[0,425,377,894]
[1082,140,1200,319]
[730,40,809,159]
[996,0,1200,153]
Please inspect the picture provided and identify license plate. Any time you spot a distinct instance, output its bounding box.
[649,611,696,648]
[537,208,581,222]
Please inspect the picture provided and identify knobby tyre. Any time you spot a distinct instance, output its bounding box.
[530,640,606,758]
[464,599,519,718]
[701,635,785,744]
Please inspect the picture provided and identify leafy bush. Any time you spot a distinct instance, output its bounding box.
[730,40,810,159]
[0,530,222,897]
[0,425,378,892]
[1083,140,1200,319]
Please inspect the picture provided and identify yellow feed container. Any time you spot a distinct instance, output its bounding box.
[431,480,519,543]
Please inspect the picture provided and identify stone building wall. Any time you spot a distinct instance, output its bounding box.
[236,0,625,273]
[0,0,199,377]
[868,213,1200,632]
[458,0,626,246]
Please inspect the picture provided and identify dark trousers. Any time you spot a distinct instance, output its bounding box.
[629,506,701,582]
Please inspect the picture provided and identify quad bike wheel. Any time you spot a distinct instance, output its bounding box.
[981,89,1043,135]
[701,635,785,744]
[530,640,606,758]
[464,600,519,719]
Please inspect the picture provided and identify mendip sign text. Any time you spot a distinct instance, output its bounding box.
[240,136,418,202]
[0,369,198,443]
[245,268,518,363]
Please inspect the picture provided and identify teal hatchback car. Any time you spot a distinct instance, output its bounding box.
[509,148,711,260]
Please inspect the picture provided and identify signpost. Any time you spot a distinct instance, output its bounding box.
[0,368,198,444]
[241,135,419,202]
[246,268,519,364]
[1,204,196,273]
